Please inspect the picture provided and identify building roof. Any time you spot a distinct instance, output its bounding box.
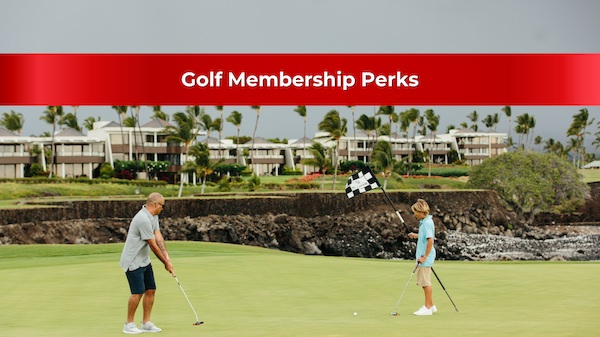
[201,137,222,144]
[289,137,314,145]
[348,130,369,138]
[583,160,600,169]
[0,127,16,137]
[55,127,86,137]
[101,121,122,128]
[141,118,174,128]
[251,137,275,144]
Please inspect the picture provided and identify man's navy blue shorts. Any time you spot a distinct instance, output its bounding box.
[125,263,156,294]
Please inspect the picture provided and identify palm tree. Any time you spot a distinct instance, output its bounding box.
[460,122,468,129]
[123,116,137,127]
[1,110,25,135]
[226,110,243,164]
[406,108,420,176]
[347,106,356,160]
[417,116,426,136]
[215,106,224,159]
[133,106,149,177]
[527,116,536,150]
[445,124,456,133]
[568,108,595,182]
[543,138,556,153]
[514,124,524,149]
[377,106,396,136]
[294,106,307,173]
[213,117,223,159]
[592,133,600,151]
[58,113,81,131]
[371,141,404,189]
[83,116,100,131]
[72,106,79,117]
[151,106,169,122]
[467,111,479,131]
[566,137,580,167]
[301,142,332,190]
[199,114,214,139]
[493,113,500,131]
[164,112,202,197]
[128,106,142,177]
[111,106,128,156]
[482,115,494,131]
[425,109,440,177]
[185,143,224,194]
[39,106,64,177]
[534,135,543,152]
[505,136,516,149]
[392,111,399,135]
[502,106,512,141]
[317,109,347,190]
[186,106,204,144]
[250,106,261,174]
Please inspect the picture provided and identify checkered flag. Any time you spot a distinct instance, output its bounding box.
[345,166,381,199]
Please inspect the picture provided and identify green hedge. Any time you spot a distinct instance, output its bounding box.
[411,167,470,177]
[0,177,168,187]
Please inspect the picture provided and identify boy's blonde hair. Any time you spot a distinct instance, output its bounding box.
[411,199,430,215]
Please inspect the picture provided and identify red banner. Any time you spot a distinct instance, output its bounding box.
[0,54,599,105]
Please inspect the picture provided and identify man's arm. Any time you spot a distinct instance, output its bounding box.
[147,236,174,274]
[154,230,170,262]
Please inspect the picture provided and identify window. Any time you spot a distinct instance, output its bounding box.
[110,134,129,145]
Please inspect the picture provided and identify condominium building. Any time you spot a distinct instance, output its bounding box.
[0,120,507,180]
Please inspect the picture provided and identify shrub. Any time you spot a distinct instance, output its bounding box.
[217,177,232,192]
[99,163,115,179]
[282,165,303,175]
[29,163,47,177]
[215,163,247,177]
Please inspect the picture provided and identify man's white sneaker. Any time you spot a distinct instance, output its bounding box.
[431,305,437,313]
[413,306,433,316]
[123,322,142,334]
[141,321,162,332]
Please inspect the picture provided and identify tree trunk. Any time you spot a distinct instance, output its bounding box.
[236,126,240,165]
[135,107,149,179]
[131,108,139,178]
[332,140,339,190]
[48,120,56,178]
[321,170,325,190]
[351,107,356,162]
[201,173,207,194]
[251,110,260,174]
[303,116,306,175]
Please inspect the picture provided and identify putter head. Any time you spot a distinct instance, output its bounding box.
[391,312,399,316]
[193,321,204,325]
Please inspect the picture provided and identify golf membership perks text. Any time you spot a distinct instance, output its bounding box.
[181,71,420,91]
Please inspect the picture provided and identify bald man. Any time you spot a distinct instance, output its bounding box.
[120,192,174,334]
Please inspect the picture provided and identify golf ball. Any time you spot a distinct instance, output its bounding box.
[354,312,357,316]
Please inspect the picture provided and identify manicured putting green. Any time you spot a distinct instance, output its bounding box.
[0,242,598,336]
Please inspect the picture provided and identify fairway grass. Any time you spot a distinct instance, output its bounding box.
[1,242,598,336]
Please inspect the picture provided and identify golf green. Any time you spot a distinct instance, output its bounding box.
[0,242,598,336]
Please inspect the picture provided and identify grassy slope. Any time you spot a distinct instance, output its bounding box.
[1,242,598,336]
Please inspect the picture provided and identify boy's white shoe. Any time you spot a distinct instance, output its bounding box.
[141,321,162,332]
[431,305,437,313]
[123,322,142,334]
[413,306,433,316]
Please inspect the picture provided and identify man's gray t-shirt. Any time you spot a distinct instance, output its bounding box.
[120,205,160,272]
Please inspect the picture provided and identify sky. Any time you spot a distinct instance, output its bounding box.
[1,0,599,154]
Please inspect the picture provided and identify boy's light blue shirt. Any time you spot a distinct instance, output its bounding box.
[416,215,436,267]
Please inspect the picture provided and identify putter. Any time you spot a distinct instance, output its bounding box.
[431,268,459,312]
[173,274,204,325]
[391,263,419,316]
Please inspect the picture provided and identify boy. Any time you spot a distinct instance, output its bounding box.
[408,199,437,316]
